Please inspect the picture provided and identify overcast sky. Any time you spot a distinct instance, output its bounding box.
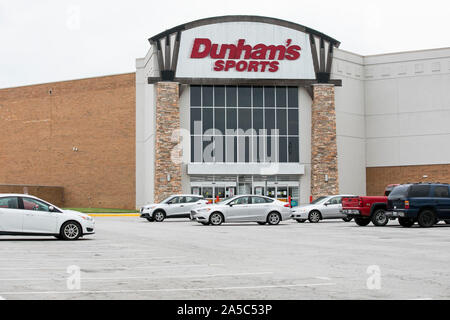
[1,0,449,88]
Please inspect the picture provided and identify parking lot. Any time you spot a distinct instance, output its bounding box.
[0,216,449,300]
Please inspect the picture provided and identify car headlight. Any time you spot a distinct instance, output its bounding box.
[197,208,212,213]
[82,216,94,221]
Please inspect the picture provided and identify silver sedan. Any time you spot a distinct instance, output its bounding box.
[291,195,356,223]
[190,195,292,226]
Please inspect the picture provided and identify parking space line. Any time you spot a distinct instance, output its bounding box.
[0,282,336,296]
[0,272,274,282]
[1,256,186,262]
[0,263,225,271]
[0,296,5,300]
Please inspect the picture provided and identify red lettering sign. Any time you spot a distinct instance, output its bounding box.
[190,38,301,73]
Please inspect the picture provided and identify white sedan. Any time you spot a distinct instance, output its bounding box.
[140,195,209,222]
[0,194,95,240]
[190,195,292,226]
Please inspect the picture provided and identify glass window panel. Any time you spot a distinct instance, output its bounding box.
[264,86,275,108]
[190,108,202,134]
[214,86,225,107]
[288,137,299,163]
[288,109,299,136]
[276,109,287,135]
[253,136,263,163]
[265,136,277,162]
[288,87,299,108]
[191,136,202,163]
[276,87,287,108]
[215,108,225,134]
[226,108,237,131]
[265,109,275,133]
[203,108,213,134]
[238,108,252,132]
[203,86,213,107]
[191,85,201,107]
[214,135,225,162]
[279,137,287,163]
[253,87,263,108]
[226,86,237,107]
[237,136,251,163]
[225,136,237,163]
[203,136,214,162]
[253,109,264,134]
[238,86,251,107]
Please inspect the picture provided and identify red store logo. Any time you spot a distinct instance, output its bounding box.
[190,38,302,73]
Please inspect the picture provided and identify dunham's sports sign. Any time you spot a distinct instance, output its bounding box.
[176,22,315,79]
[190,38,302,73]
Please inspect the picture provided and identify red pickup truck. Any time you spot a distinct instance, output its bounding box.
[342,185,399,227]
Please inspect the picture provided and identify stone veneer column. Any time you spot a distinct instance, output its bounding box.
[311,84,339,199]
[154,82,182,203]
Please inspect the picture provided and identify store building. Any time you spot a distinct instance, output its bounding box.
[1,16,449,209]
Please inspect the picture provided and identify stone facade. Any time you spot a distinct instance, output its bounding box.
[154,82,182,203]
[0,73,136,209]
[310,84,339,199]
[367,164,450,196]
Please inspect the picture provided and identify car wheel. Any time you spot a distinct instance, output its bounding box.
[308,211,321,223]
[296,219,307,223]
[60,221,82,241]
[342,217,353,222]
[371,209,389,227]
[153,211,165,222]
[354,217,371,227]
[418,210,436,228]
[257,222,267,225]
[267,212,281,225]
[398,217,415,228]
[209,212,224,226]
[445,220,450,225]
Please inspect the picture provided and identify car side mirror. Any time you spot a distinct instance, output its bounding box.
[324,203,329,206]
[229,203,234,207]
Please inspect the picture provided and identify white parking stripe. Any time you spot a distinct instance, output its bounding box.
[0,263,225,271]
[0,272,274,282]
[0,283,336,296]
[0,296,5,300]
[315,276,332,281]
[0,256,185,262]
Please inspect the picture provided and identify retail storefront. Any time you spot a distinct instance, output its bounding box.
[136,16,342,206]
[136,15,450,208]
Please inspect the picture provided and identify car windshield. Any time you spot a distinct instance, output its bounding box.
[388,185,410,199]
[161,196,175,204]
[311,196,328,205]
[219,196,240,205]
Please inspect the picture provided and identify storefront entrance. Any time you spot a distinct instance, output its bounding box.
[190,175,300,206]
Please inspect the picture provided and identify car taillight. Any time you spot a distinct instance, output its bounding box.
[359,200,363,207]
[284,204,291,208]
[405,201,410,209]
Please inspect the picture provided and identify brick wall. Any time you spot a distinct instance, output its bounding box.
[311,84,339,198]
[0,73,136,209]
[0,184,64,207]
[154,82,182,203]
[367,164,450,196]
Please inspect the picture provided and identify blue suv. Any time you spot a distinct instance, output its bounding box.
[387,183,450,228]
